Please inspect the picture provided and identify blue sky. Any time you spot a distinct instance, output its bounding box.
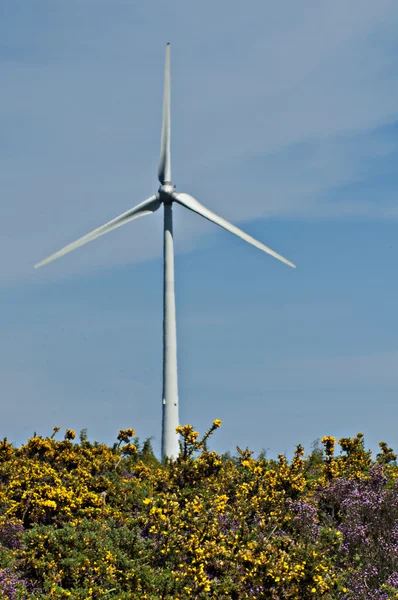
[1,0,398,458]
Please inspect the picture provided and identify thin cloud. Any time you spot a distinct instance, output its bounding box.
[1,0,397,284]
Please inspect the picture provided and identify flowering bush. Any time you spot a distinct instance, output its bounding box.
[0,425,397,598]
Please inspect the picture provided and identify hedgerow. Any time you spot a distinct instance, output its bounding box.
[0,423,397,599]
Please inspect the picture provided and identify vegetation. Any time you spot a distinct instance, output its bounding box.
[0,422,398,599]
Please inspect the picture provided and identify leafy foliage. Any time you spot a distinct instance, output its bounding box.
[0,425,398,598]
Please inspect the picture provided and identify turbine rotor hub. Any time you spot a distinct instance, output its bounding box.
[159,184,175,203]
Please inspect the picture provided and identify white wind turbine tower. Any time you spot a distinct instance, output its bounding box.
[35,44,296,459]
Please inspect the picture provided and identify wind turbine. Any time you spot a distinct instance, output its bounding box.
[35,44,296,459]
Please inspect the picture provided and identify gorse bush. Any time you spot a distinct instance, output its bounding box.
[0,423,398,599]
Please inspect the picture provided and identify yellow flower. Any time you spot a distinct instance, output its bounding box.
[321,436,336,457]
[213,419,222,428]
[117,428,135,443]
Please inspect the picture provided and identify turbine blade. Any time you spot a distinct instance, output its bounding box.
[35,195,161,268]
[173,192,296,268]
[158,43,171,184]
